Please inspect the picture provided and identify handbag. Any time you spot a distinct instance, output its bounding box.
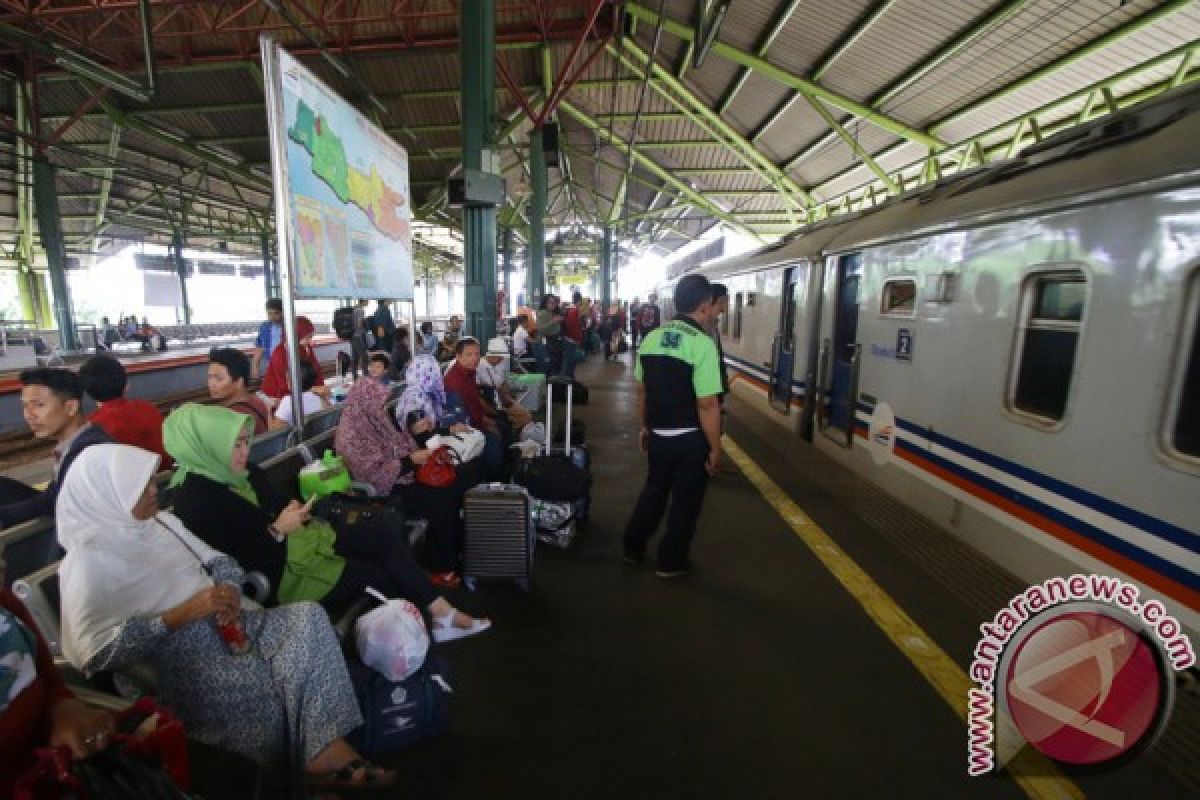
[314,492,405,537]
[415,446,457,488]
[435,428,486,463]
[14,698,193,800]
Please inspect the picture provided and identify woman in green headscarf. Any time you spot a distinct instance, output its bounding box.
[164,404,488,641]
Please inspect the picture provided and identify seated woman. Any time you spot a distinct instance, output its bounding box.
[165,403,487,637]
[0,563,117,794]
[56,444,394,790]
[338,375,470,589]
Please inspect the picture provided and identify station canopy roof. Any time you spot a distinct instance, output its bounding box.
[1,0,1197,269]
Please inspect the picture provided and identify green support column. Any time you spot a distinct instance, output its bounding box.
[171,231,192,324]
[528,129,547,303]
[501,226,513,314]
[17,269,50,327]
[31,158,78,350]
[261,233,279,300]
[461,0,498,342]
[600,225,613,312]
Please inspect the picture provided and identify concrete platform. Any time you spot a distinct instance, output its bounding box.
[405,351,1196,799]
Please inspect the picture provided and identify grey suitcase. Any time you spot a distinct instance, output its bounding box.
[463,483,535,591]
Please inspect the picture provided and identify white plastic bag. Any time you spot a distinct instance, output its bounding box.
[355,588,429,682]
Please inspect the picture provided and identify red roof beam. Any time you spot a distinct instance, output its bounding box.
[536,0,614,127]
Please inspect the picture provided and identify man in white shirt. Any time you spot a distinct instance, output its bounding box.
[270,360,330,429]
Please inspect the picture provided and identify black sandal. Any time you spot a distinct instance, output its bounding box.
[306,759,397,792]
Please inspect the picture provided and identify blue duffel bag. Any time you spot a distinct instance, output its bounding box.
[346,650,452,755]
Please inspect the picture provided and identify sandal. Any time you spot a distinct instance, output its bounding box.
[432,611,491,643]
[306,759,397,792]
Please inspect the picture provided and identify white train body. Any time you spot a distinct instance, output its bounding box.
[662,89,1200,636]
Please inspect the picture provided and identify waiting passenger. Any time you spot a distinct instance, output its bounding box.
[271,359,330,430]
[56,444,396,789]
[337,377,475,591]
[207,347,271,435]
[478,337,532,433]
[442,338,504,473]
[79,354,171,467]
[260,316,326,403]
[512,314,532,360]
[165,404,486,635]
[371,299,396,355]
[0,369,110,529]
[0,573,118,793]
[390,327,412,378]
[396,354,447,425]
[251,297,284,380]
[416,321,437,356]
[367,352,391,382]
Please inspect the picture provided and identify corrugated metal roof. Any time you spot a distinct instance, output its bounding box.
[3,0,1198,263]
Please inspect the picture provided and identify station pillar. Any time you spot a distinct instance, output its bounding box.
[17,268,51,328]
[528,130,547,304]
[31,158,78,350]
[461,0,498,342]
[600,226,613,313]
[501,225,513,317]
[261,233,279,301]
[171,231,192,325]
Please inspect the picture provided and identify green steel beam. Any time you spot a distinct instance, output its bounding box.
[614,39,813,212]
[560,99,761,241]
[718,0,803,114]
[786,0,1030,173]
[934,0,1195,137]
[87,125,122,245]
[595,112,688,123]
[625,1,943,150]
[803,94,899,194]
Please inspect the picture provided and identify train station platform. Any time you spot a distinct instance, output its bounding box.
[413,353,1198,799]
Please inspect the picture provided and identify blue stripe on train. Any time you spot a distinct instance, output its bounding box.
[892,437,1199,590]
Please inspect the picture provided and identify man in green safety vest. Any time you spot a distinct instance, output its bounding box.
[622,274,723,579]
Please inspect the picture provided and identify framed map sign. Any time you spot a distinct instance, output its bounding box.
[262,38,414,300]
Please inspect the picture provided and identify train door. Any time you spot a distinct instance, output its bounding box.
[768,266,803,412]
[820,253,862,446]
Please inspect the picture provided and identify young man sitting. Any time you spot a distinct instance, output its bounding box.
[207,348,271,434]
[0,369,110,529]
[78,355,171,466]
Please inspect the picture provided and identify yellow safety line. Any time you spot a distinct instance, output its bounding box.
[721,434,1084,800]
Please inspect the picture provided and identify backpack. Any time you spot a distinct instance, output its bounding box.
[332,306,356,340]
[345,651,451,755]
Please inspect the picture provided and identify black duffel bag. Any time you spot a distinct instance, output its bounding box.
[513,454,591,502]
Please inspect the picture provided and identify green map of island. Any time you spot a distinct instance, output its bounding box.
[288,100,410,243]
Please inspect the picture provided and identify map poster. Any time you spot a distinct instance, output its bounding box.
[264,42,413,300]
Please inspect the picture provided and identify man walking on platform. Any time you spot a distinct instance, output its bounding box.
[252,298,284,380]
[622,275,723,578]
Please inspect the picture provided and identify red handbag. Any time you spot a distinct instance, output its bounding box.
[415,446,457,488]
[13,698,191,799]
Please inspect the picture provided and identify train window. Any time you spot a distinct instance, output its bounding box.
[721,296,731,336]
[881,279,917,316]
[1170,281,1200,459]
[733,292,744,341]
[1010,272,1086,422]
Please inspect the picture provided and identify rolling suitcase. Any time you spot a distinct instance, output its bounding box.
[462,483,535,591]
[544,378,592,524]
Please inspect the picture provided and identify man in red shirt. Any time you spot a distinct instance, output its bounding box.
[442,337,504,475]
[78,355,172,467]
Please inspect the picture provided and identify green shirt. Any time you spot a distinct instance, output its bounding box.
[635,315,722,430]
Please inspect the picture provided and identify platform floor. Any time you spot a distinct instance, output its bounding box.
[387,352,1197,799]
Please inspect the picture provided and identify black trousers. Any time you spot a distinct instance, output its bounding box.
[321,514,438,614]
[398,481,461,573]
[350,333,369,376]
[622,430,711,570]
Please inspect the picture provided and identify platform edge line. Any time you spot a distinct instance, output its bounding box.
[721,434,1084,800]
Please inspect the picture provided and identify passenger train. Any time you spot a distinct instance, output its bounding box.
[661,87,1200,636]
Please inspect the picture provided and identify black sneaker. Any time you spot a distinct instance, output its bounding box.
[655,564,692,579]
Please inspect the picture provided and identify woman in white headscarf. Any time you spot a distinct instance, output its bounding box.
[56,444,395,791]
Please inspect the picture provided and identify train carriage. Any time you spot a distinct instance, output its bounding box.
[663,87,1200,637]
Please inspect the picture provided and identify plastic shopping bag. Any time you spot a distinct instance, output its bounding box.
[355,588,430,682]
